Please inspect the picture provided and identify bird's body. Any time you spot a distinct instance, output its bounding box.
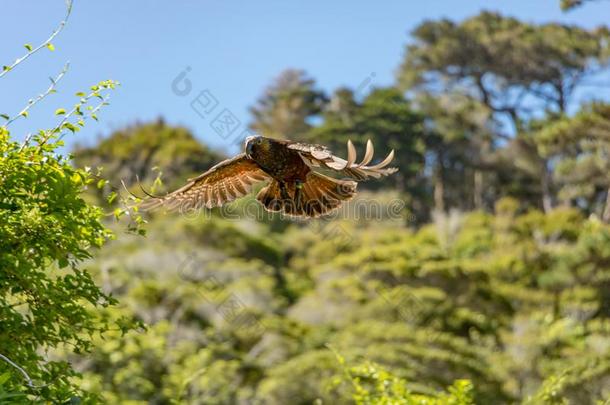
[247,138,310,182]
[141,136,398,218]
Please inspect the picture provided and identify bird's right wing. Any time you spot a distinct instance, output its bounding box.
[288,139,397,180]
[141,153,270,211]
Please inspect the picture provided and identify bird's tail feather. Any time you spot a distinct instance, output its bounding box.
[256,172,357,217]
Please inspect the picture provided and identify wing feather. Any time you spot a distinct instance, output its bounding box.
[358,139,374,167]
[233,178,247,195]
[287,139,398,180]
[346,140,357,167]
[140,153,270,212]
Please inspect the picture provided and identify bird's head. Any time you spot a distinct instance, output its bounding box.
[244,135,270,159]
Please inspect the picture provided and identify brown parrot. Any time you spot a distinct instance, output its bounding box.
[141,136,397,217]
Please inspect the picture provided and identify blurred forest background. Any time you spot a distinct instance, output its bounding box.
[2,0,610,404]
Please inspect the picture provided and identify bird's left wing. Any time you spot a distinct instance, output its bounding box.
[141,153,270,211]
[288,139,397,180]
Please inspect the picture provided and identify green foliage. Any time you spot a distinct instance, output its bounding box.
[0,80,137,402]
[60,116,610,402]
[56,186,610,403]
[0,5,141,400]
[340,359,475,405]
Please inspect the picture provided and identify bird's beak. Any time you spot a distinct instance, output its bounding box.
[246,141,253,158]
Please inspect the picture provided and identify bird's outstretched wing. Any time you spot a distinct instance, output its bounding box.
[141,153,270,211]
[287,139,397,180]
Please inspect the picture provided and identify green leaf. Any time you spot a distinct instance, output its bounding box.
[0,372,11,385]
[0,114,9,121]
[46,43,55,51]
[19,110,28,118]
[2,65,11,72]
[62,122,78,133]
[55,108,66,115]
[24,43,33,51]
[75,92,86,97]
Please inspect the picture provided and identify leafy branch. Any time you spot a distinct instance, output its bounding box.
[0,353,46,390]
[1,63,70,128]
[36,79,119,149]
[0,0,73,78]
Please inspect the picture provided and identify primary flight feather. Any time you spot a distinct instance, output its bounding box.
[141,136,398,217]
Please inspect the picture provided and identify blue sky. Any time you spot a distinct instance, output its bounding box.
[1,0,609,154]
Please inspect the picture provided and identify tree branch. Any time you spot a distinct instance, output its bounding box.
[56,94,111,144]
[0,0,73,79]
[37,80,118,149]
[2,63,70,128]
[0,353,48,389]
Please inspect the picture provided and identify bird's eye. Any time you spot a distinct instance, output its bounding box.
[256,138,262,145]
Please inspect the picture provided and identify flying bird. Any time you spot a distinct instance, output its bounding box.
[140,136,397,217]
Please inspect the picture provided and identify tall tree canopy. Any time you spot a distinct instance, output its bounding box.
[415,93,496,212]
[398,11,610,213]
[249,69,327,140]
[538,102,610,221]
[398,11,609,131]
